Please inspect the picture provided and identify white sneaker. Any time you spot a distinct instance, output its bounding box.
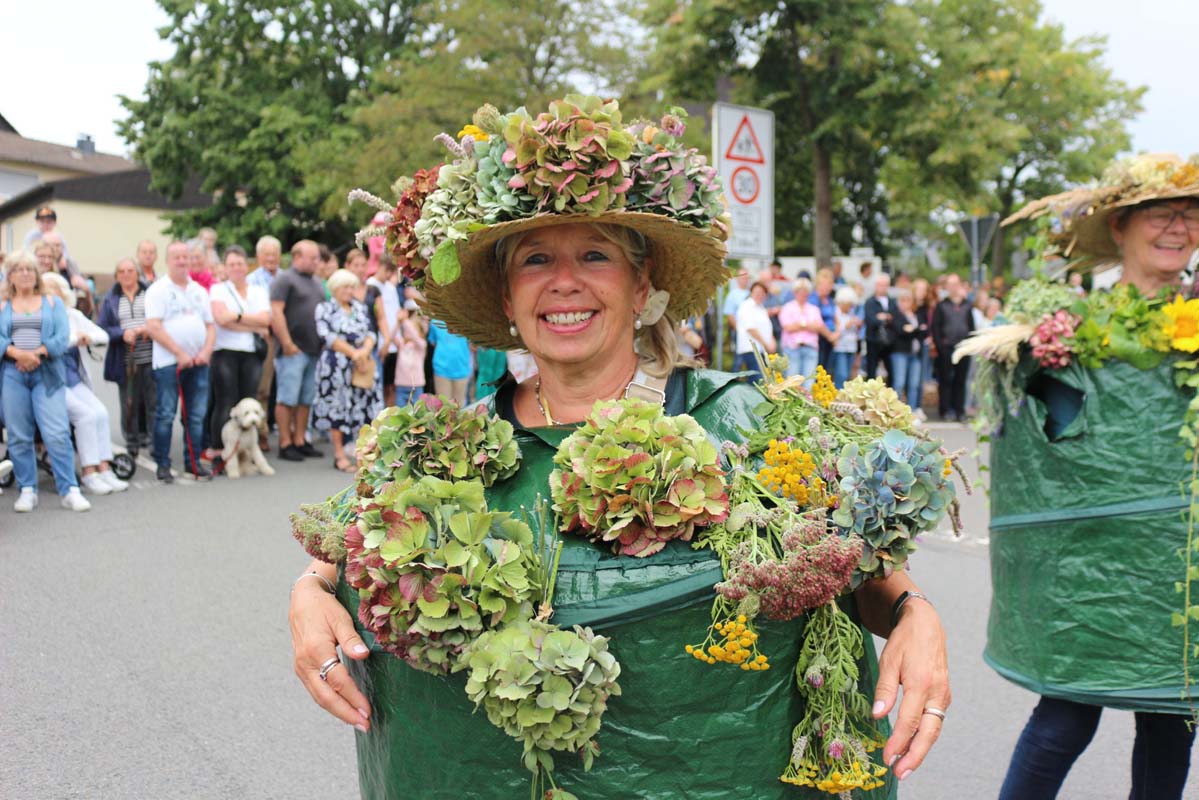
[81,473,113,495]
[99,470,129,492]
[0,459,12,482]
[61,487,92,512]
[14,488,37,512]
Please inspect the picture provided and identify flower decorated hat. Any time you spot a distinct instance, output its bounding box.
[1004,152,1199,270]
[351,95,730,349]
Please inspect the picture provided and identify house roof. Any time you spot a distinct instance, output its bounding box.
[0,130,134,174]
[0,113,17,135]
[0,168,210,219]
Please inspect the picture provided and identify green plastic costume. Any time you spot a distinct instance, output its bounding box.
[337,369,896,799]
[987,358,1192,713]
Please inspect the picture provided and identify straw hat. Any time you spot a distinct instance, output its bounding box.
[351,95,730,349]
[1004,153,1199,270]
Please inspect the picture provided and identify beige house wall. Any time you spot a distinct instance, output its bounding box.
[1,200,172,284]
[0,159,89,184]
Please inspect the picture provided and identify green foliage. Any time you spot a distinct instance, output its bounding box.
[637,0,1143,265]
[344,476,540,674]
[463,620,621,776]
[550,399,729,558]
[1069,284,1170,370]
[834,430,956,580]
[1004,277,1078,325]
[120,0,424,246]
[354,394,520,495]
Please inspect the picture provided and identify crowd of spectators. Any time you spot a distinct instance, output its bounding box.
[721,260,1016,421]
[0,207,550,513]
[0,203,1061,514]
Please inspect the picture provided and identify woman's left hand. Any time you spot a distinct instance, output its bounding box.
[872,600,951,781]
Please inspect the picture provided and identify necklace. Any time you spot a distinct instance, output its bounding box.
[535,379,557,426]
[534,365,640,427]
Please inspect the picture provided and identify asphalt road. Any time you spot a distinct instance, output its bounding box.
[1,368,1195,799]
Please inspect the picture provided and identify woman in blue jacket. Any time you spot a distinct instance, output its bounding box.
[0,249,89,512]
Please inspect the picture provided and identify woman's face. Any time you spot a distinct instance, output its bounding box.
[750,284,767,304]
[793,285,810,303]
[333,283,355,306]
[1111,200,1199,284]
[503,223,649,372]
[189,250,207,272]
[116,261,139,291]
[815,275,833,296]
[898,294,914,313]
[225,253,247,283]
[10,263,36,292]
[35,247,55,272]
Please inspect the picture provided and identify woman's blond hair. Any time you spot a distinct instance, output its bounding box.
[3,249,44,297]
[326,268,360,294]
[496,223,699,378]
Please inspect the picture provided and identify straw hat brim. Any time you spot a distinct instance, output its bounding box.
[421,211,728,350]
[1004,184,1199,271]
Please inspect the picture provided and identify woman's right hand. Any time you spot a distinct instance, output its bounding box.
[289,574,373,731]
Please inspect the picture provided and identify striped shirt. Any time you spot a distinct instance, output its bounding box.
[10,308,42,350]
[119,292,153,365]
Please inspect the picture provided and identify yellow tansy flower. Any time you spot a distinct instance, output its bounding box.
[457,123,490,142]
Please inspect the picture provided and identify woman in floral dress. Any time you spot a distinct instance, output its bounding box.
[312,269,381,472]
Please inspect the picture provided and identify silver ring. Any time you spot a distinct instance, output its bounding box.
[318,656,342,682]
[923,706,947,721]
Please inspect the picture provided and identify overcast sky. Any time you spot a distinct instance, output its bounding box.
[5,0,1196,159]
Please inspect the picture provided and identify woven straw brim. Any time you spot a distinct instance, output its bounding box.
[1004,184,1199,271]
[421,211,728,350]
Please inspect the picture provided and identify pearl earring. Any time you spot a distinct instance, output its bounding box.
[509,323,518,338]
[634,318,643,331]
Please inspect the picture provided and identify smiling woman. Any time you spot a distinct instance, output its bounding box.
[290,95,952,799]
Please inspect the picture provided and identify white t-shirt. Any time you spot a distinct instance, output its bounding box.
[735,299,774,354]
[145,276,213,368]
[367,277,401,353]
[210,280,270,353]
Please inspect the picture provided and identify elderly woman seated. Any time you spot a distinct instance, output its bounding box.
[42,273,128,495]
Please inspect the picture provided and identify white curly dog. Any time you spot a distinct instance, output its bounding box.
[220,398,275,479]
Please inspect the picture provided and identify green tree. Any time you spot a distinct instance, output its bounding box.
[882,0,1145,272]
[119,0,424,247]
[640,0,923,264]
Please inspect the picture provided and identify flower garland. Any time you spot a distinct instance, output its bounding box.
[291,375,965,797]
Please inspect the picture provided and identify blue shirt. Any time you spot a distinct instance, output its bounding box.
[428,320,472,380]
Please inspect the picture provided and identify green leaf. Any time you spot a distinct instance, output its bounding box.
[429,240,461,285]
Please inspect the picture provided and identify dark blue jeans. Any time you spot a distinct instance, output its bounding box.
[153,364,209,471]
[733,351,761,382]
[999,696,1195,800]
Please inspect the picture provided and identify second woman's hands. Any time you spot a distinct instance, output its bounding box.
[289,579,373,731]
[872,601,951,781]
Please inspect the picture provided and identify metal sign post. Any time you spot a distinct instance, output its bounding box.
[957,214,999,287]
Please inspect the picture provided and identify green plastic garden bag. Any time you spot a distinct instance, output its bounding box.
[338,371,896,799]
[987,358,1193,713]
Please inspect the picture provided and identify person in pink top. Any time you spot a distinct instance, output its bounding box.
[778,277,827,386]
[391,299,428,406]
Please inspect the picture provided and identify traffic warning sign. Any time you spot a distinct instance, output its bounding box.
[724,115,766,164]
